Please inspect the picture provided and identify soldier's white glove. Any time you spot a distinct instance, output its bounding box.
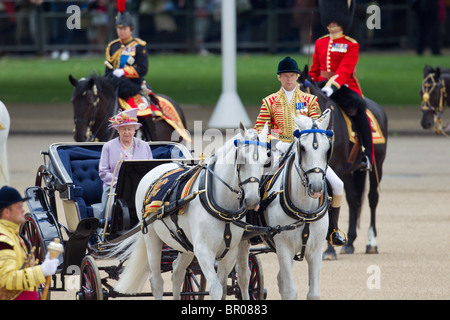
[321,86,334,98]
[276,141,291,154]
[113,68,125,78]
[41,252,59,276]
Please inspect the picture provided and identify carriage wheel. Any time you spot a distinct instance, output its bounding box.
[21,213,46,266]
[247,254,265,300]
[21,213,47,299]
[78,255,104,300]
[181,268,207,300]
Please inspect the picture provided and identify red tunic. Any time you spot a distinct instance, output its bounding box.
[309,33,362,96]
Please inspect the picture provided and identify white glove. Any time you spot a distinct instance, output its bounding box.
[321,86,334,98]
[276,141,291,154]
[41,252,59,277]
[113,68,125,78]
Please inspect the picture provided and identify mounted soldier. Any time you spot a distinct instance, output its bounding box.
[105,0,156,119]
[310,0,374,171]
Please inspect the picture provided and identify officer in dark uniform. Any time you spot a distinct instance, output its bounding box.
[105,2,150,108]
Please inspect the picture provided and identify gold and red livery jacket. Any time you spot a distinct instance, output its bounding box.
[0,219,46,299]
[254,86,321,143]
[309,33,362,96]
[105,37,148,80]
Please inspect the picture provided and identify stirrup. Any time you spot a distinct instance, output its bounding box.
[328,228,347,247]
[359,155,372,172]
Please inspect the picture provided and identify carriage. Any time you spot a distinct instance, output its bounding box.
[20,141,266,300]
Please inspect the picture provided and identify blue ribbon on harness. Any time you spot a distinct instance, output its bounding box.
[234,139,271,150]
[293,129,334,138]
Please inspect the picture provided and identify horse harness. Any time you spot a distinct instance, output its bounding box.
[421,73,449,136]
[140,128,331,261]
[140,138,274,260]
[258,127,333,260]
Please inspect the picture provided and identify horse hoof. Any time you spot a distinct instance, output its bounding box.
[365,245,378,254]
[322,249,337,261]
[340,245,354,254]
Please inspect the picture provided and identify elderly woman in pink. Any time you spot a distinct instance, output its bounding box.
[99,108,153,217]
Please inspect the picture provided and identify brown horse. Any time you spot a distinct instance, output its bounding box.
[69,74,188,143]
[420,66,450,135]
[298,65,388,259]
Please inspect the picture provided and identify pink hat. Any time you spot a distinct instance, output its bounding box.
[109,108,142,129]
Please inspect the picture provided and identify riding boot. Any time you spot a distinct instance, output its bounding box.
[327,206,346,247]
[352,111,374,171]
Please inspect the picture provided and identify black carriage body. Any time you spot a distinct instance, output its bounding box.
[23,142,192,268]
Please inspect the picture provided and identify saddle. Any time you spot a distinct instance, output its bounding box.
[142,164,203,219]
[336,107,385,170]
[119,91,192,142]
[141,164,203,252]
[340,107,385,145]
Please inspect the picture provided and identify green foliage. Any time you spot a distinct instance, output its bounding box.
[0,53,448,106]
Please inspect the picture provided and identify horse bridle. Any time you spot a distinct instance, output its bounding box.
[234,138,271,193]
[292,125,333,188]
[207,138,270,202]
[73,82,110,142]
[421,73,448,135]
[199,138,270,222]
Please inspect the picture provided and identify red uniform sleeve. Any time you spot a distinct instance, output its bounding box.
[309,41,321,82]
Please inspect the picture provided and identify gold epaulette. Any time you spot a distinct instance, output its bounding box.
[134,38,147,46]
[344,35,358,44]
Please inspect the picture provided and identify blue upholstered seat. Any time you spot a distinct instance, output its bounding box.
[57,146,103,220]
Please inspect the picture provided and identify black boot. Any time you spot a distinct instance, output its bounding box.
[327,207,346,247]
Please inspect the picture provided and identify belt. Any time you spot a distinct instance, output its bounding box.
[320,70,335,79]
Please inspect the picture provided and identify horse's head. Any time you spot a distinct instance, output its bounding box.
[232,122,270,210]
[69,74,101,142]
[420,66,449,132]
[297,64,330,112]
[292,109,332,198]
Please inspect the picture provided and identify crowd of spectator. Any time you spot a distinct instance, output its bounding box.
[0,0,448,58]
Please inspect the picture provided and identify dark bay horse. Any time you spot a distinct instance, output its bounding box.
[298,66,388,259]
[420,66,450,135]
[69,74,188,143]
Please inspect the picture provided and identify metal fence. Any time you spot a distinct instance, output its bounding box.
[0,0,448,56]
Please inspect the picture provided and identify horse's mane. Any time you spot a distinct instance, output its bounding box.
[209,129,259,166]
[72,73,114,99]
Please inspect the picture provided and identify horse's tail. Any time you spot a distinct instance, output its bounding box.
[106,232,150,294]
[0,143,9,185]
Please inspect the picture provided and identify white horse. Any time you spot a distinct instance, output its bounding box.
[110,123,270,300]
[237,110,332,300]
[0,101,10,185]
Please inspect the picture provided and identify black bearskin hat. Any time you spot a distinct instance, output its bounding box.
[277,57,301,75]
[318,0,355,32]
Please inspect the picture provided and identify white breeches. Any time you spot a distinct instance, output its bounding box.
[326,166,344,208]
